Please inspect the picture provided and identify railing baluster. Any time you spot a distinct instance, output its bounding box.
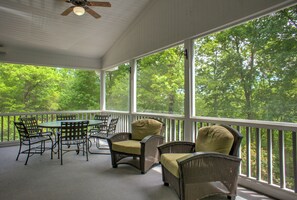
[7,116,10,142]
[1,116,3,142]
[236,126,242,175]
[256,128,261,181]
[172,119,176,141]
[165,119,170,143]
[279,130,285,189]
[176,120,181,141]
[193,121,198,142]
[170,119,175,141]
[246,127,251,178]
[267,129,273,184]
[293,131,297,193]
[13,116,16,140]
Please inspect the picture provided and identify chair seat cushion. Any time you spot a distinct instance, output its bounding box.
[196,125,234,154]
[160,153,192,178]
[112,140,141,155]
[131,119,163,140]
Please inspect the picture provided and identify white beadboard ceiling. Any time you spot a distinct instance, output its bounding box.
[0,0,296,70]
[0,0,150,68]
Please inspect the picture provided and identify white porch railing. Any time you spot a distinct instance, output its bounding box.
[0,110,296,199]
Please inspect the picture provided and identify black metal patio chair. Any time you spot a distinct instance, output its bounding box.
[89,117,118,154]
[14,121,53,165]
[89,114,110,136]
[59,121,89,165]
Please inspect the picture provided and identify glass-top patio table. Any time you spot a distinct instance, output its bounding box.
[38,120,103,157]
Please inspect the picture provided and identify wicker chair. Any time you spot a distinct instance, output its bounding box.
[59,121,89,165]
[14,121,53,165]
[158,124,243,200]
[107,118,165,174]
[89,117,118,154]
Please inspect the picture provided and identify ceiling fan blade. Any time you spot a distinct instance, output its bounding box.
[61,6,75,16]
[87,2,111,7]
[85,7,101,19]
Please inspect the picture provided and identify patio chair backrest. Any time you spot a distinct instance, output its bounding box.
[19,116,40,135]
[131,118,163,140]
[195,124,243,157]
[60,121,89,141]
[219,124,243,156]
[14,121,30,138]
[106,118,118,137]
[94,114,110,132]
[56,114,76,121]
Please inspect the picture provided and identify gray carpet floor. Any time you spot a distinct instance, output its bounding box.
[0,144,271,200]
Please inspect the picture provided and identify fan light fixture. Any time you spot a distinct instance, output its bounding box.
[73,6,85,16]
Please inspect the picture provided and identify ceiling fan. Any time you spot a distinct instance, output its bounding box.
[61,0,111,19]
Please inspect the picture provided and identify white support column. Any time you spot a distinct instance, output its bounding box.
[100,70,106,111]
[129,59,137,124]
[183,39,195,142]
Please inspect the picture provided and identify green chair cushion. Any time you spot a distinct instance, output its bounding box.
[131,119,163,140]
[112,140,141,155]
[160,153,192,178]
[195,125,234,154]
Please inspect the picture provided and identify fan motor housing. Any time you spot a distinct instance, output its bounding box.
[69,0,87,6]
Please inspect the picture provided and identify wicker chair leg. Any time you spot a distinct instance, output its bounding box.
[228,195,236,200]
[110,152,118,168]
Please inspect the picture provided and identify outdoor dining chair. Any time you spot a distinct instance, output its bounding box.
[59,121,89,165]
[89,114,110,137]
[89,117,118,154]
[14,121,53,165]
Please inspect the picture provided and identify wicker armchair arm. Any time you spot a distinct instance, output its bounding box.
[107,132,131,143]
[177,152,241,164]
[177,152,241,190]
[141,135,164,144]
[158,141,195,154]
[140,135,164,155]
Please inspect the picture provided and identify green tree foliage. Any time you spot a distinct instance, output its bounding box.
[0,64,100,112]
[193,6,296,189]
[137,45,184,114]
[0,63,61,112]
[194,6,297,122]
[59,70,100,110]
[105,63,130,111]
